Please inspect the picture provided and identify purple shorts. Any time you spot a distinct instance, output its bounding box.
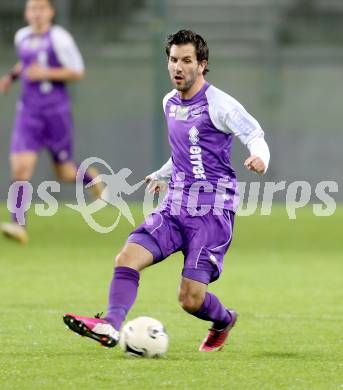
[128,206,235,285]
[11,101,74,163]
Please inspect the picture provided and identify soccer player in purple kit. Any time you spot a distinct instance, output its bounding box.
[0,0,101,244]
[63,30,270,352]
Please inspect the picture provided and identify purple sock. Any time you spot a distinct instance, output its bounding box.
[9,181,32,226]
[192,292,232,330]
[104,266,140,330]
[75,163,94,185]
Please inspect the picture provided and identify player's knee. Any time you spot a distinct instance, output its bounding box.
[56,170,76,183]
[115,251,130,267]
[115,250,142,270]
[12,166,32,181]
[178,290,203,313]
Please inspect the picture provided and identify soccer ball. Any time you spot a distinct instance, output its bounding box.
[120,316,169,358]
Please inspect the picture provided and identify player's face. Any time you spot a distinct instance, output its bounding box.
[168,44,206,92]
[25,0,54,30]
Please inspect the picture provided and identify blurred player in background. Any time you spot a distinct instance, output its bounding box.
[0,0,101,244]
[63,30,270,352]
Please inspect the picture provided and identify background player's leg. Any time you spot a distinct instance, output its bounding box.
[10,152,37,224]
[104,242,154,330]
[1,152,38,243]
[11,152,37,180]
[53,161,78,183]
[53,161,103,198]
[178,277,232,330]
[10,151,37,180]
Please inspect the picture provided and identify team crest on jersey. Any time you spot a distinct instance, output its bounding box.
[189,126,199,145]
[175,106,189,121]
[169,105,189,120]
[190,105,205,117]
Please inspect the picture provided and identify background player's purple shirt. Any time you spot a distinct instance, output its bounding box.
[15,25,84,109]
[163,82,266,212]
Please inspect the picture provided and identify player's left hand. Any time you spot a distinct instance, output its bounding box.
[25,63,49,81]
[145,176,168,193]
[244,155,266,175]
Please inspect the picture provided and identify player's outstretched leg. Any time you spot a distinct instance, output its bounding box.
[63,243,153,347]
[63,266,139,348]
[63,313,120,347]
[179,278,238,352]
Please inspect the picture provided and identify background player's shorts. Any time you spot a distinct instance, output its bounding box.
[10,101,74,164]
[128,206,235,285]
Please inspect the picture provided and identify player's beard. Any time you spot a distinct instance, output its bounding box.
[173,69,198,92]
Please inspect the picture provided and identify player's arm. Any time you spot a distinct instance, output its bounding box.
[229,109,270,175]
[145,158,173,193]
[0,62,22,94]
[244,136,270,175]
[210,95,270,174]
[26,26,85,83]
[25,65,84,82]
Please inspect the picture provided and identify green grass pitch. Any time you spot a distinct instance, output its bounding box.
[0,204,342,389]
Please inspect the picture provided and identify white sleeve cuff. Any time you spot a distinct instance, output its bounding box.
[150,158,173,181]
[247,137,270,173]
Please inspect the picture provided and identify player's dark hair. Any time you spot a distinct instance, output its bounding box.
[165,29,209,75]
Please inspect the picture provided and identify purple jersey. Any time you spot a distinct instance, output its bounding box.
[163,82,265,212]
[11,25,84,162]
[15,25,84,109]
[128,82,268,284]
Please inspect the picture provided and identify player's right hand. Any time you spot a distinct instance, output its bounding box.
[0,75,12,94]
[244,155,266,175]
[145,175,168,193]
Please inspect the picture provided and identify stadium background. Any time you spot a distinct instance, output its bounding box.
[1,0,342,202]
[0,2,342,389]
